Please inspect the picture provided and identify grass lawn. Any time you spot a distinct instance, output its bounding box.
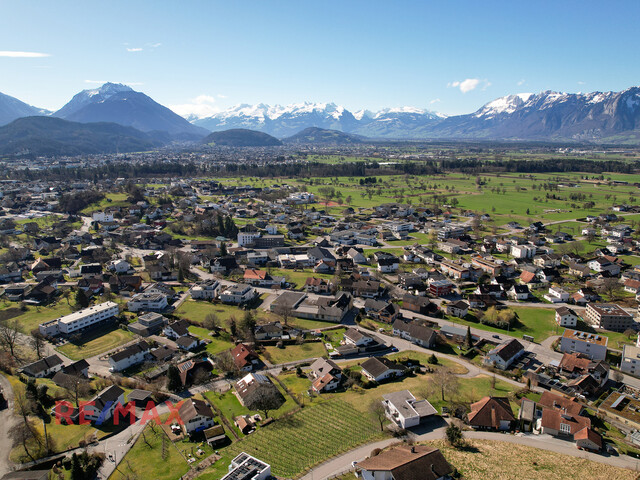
[108,423,190,480]
[263,342,327,364]
[175,299,279,328]
[427,439,637,480]
[6,301,75,334]
[288,317,344,330]
[57,326,134,360]
[223,400,384,478]
[188,326,235,355]
[267,268,334,289]
[444,306,558,343]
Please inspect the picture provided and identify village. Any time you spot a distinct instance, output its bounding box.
[1,165,640,480]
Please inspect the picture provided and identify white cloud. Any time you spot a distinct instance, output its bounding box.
[430,98,441,104]
[577,81,586,85]
[126,47,143,52]
[448,78,480,93]
[84,80,107,84]
[517,79,525,86]
[0,51,50,58]
[148,43,162,48]
[170,94,221,119]
[217,94,227,99]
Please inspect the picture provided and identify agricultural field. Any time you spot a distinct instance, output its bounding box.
[427,439,637,480]
[6,301,75,334]
[222,400,384,479]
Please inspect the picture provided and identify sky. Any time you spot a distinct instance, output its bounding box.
[1,0,640,117]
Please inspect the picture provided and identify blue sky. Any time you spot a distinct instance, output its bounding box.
[1,1,639,116]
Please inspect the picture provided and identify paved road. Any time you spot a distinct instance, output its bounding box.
[0,374,20,477]
[301,424,640,480]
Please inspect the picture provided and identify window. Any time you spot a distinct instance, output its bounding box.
[560,423,571,434]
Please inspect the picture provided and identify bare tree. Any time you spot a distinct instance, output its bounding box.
[368,400,387,431]
[427,367,460,402]
[29,329,46,359]
[599,277,622,300]
[0,318,20,357]
[203,313,219,331]
[273,303,293,326]
[215,350,239,377]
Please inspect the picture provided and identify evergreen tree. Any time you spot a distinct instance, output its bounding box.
[167,365,182,392]
[465,326,473,349]
[75,289,90,309]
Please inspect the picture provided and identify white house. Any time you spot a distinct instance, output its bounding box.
[108,341,150,372]
[222,453,271,480]
[361,357,406,383]
[189,280,219,300]
[484,338,525,370]
[511,244,536,259]
[178,398,215,434]
[20,354,64,378]
[127,293,168,312]
[555,306,578,327]
[544,285,570,303]
[219,284,256,304]
[382,390,437,429]
[81,385,125,424]
[108,259,131,274]
[92,211,114,223]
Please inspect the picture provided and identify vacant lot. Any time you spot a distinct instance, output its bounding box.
[57,326,134,360]
[224,400,383,478]
[108,423,190,480]
[445,306,557,343]
[428,439,637,480]
[264,342,326,364]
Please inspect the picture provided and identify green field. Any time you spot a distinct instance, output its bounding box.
[223,400,383,478]
[175,299,280,328]
[188,325,235,355]
[8,301,75,334]
[263,341,327,364]
[108,423,190,480]
[444,307,558,343]
[57,326,134,360]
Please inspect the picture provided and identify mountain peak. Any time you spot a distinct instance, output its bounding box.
[87,82,134,98]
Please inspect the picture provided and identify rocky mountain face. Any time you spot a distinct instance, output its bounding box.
[53,83,209,138]
[0,91,49,126]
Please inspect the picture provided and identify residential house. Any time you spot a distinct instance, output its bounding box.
[467,396,515,431]
[555,306,578,328]
[178,398,215,434]
[356,445,452,480]
[108,341,150,372]
[20,354,64,378]
[219,284,256,305]
[382,390,437,429]
[446,300,469,318]
[392,319,437,349]
[360,357,407,383]
[221,453,270,480]
[231,343,260,372]
[484,338,525,370]
[127,292,168,312]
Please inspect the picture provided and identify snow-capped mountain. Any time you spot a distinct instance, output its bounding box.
[427,88,640,142]
[0,91,49,126]
[193,102,443,138]
[54,83,208,137]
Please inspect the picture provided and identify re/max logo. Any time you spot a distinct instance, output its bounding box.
[53,400,185,426]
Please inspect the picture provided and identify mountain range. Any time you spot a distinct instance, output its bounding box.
[2,83,640,144]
